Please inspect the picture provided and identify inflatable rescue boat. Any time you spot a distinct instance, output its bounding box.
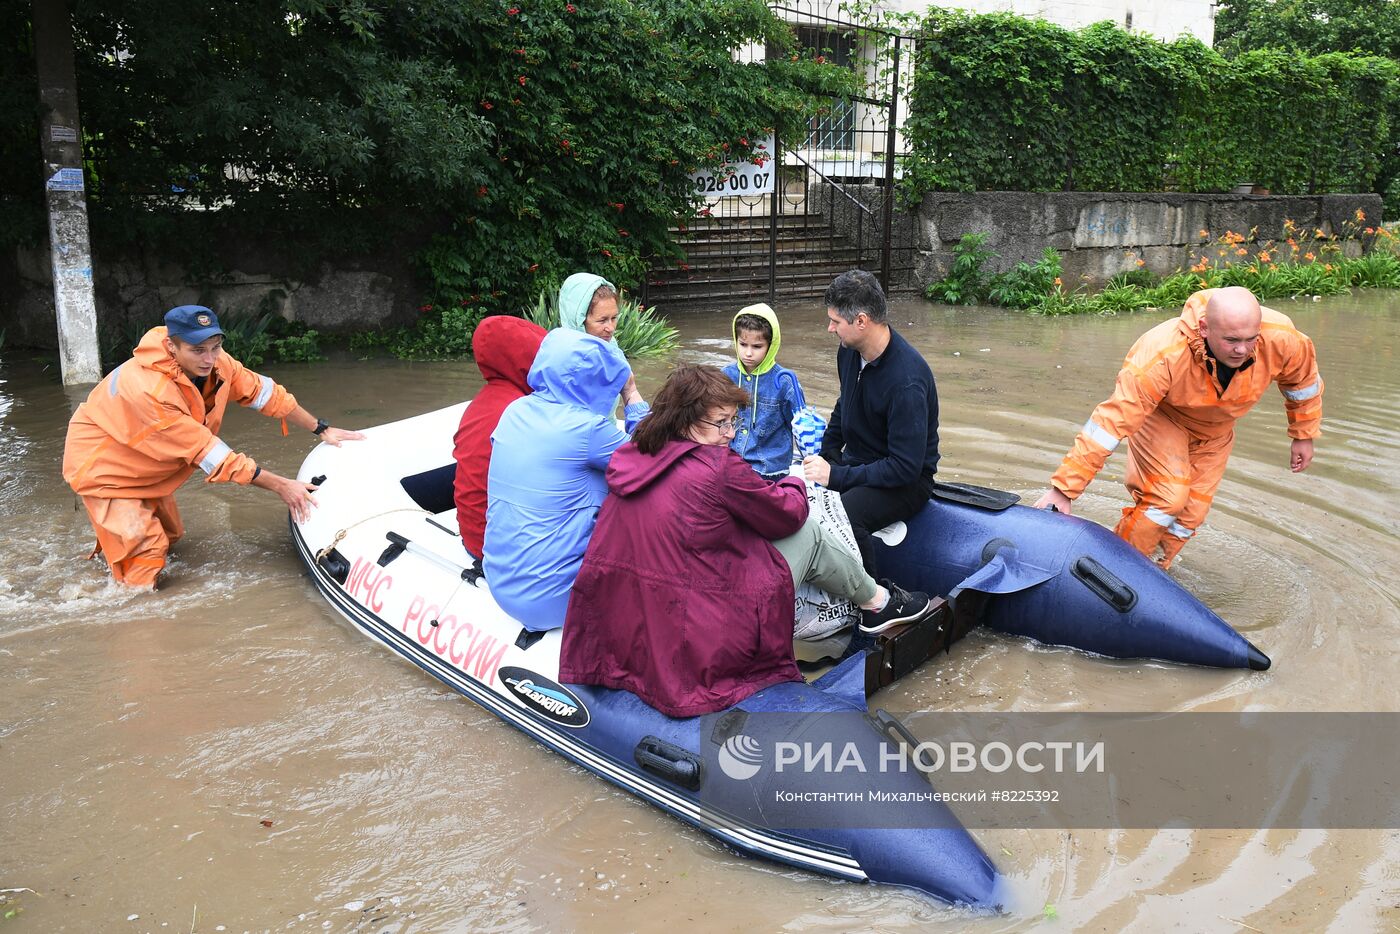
[289,402,1269,907]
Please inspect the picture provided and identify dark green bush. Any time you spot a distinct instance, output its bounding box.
[0,0,855,313]
[900,10,1400,207]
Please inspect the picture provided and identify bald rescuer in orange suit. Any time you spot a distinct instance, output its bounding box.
[63,305,365,589]
[1034,286,1323,569]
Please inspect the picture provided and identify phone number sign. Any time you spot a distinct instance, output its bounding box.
[688,137,775,198]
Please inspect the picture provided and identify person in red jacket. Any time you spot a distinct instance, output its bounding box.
[1034,287,1323,568]
[452,316,548,560]
[62,305,363,589]
[559,365,932,717]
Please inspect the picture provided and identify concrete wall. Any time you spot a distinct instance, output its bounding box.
[1,236,424,353]
[913,192,1382,288]
[792,186,1383,293]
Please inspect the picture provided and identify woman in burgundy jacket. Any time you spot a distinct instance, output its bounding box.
[559,365,931,717]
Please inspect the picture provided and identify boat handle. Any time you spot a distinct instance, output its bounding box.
[634,736,704,791]
[1071,556,1138,612]
[872,709,937,773]
[379,531,482,583]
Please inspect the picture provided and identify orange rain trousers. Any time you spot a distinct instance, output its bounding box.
[1049,289,1323,569]
[81,494,185,588]
[1114,410,1234,570]
[64,326,299,588]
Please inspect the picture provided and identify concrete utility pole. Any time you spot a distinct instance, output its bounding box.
[33,0,101,384]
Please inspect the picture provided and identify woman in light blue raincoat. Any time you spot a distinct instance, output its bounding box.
[484,328,633,631]
[558,272,650,431]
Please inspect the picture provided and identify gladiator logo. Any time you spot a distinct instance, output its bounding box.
[717,733,764,781]
[498,666,590,728]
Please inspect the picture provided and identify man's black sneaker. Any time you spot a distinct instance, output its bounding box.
[859,582,934,634]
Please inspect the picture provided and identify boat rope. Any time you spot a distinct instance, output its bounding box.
[314,508,429,563]
[429,574,469,628]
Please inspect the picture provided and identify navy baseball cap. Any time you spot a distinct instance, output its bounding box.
[164,305,224,344]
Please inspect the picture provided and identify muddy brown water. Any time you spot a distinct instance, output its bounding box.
[1,294,1397,932]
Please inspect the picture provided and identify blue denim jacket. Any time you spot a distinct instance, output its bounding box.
[723,361,806,479]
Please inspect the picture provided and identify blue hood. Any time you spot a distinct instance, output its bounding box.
[559,272,616,339]
[529,328,631,416]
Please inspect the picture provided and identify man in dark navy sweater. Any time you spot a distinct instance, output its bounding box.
[802,270,939,578]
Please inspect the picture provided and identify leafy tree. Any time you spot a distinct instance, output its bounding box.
[0,0,852,315]
[1215,0,1400,60]
[1214,0,1400,217]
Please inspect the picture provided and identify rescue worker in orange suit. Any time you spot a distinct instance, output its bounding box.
[1034,286,1323,569]
[62,305,365,589]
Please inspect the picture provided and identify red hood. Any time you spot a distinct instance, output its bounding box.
[473,315,547,390]
[607,438,708,496]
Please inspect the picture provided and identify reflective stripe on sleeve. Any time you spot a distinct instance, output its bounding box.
[107,363,124,397]
[251,375,275,411]
[199,439,233,476]
[1144,507,1176,528]
[1082,418,1120,452]
[1282,379,1321,402]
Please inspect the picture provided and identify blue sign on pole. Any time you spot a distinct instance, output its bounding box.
[46,167,85,191]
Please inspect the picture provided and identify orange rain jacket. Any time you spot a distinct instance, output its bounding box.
[64,327,300,499]
[1049,289,1323,502]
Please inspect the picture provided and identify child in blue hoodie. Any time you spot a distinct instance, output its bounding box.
[723,303,807,481]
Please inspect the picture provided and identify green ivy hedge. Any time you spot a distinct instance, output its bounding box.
[901,10,1400,211]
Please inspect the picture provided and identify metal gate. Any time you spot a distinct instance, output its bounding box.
[642,0,914,309]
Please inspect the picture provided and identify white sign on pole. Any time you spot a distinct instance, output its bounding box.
[688,136,775,198]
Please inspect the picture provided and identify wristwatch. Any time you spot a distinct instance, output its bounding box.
[313,418,330,436]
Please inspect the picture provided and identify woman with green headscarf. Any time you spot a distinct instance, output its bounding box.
[558,272,649,430]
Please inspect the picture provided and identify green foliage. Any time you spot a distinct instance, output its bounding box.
[1215,0,1400,60]
[0,0,854,312]
[986,248,1062,308]
[354,284,677,361]
[899,9,1400,208]
[926,236,1062,309]
[1345,251,1400,288]
[1036,253,1398,316]
[925,233,992,304]
[216,314,325,366]
[351,304,485,360]
[1105,268,1160,290]
[0,4,41,252]
[1214,0,1400,217]
[524,290,679,359]
[99,312,323,368]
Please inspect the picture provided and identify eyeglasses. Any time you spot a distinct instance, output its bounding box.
[698,415,741,434]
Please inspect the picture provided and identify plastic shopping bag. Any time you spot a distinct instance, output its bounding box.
[791,405,827,459]
[793,479,861,640]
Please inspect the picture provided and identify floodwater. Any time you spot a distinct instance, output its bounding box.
[2,292,1397,932]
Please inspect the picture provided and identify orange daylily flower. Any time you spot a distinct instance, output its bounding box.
[1356,208,1366,222]
[1304,251,1316,261]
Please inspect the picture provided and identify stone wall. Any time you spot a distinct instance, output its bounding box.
[1,230,425,352]
[809,181,921,291]
[813,187,1382,292]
